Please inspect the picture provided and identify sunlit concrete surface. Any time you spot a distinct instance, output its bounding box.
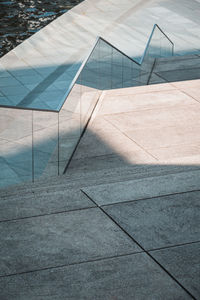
[69,79,200,172]
[0,79,199,299]
[1,0,200,109]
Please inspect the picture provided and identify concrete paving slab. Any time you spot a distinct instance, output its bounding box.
[87,116,118,134]
[0,207,139,276]
[149,144,200,161]
[126,124,200,150]
[0,253,191,300]
[174,87,200,104]
[82,169,200,206]
[104,103,200,132]
[98,90,197,115]
[161,155,200,165]
[103,83,176,97]
[150,243,200,299]
[69,150,157,174]
[172,78,200,88]
[103,191,200,250]
[0,189,95,221]
[72,129,153,160]
[1,163,198,198]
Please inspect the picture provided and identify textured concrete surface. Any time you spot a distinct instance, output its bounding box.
[0,188,95,221]
[0,253,192,300]
[0,207,139,276]
[0,79,200,298]
[103,191,200,249]
[82,170,200,205]
[151,243,200,299]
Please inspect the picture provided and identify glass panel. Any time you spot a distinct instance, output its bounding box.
[98,39,112,90]
[58,83,81,174]
[33,110,58,180]
[58,42,101,175]
[140,25,173,85]
[0,107,32,188]
[97,38,142,90]
[57,30,173,174]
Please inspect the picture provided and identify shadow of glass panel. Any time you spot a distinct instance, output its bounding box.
[140,25,173,84]
[0,25,174,187]
[0,107,32,187]
[33,110,58,180]
[58,83,81,174]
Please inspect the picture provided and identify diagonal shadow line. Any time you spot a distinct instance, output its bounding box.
[16,64,76,108]
[16,52,84,108]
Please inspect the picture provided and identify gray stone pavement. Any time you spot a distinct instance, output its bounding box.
[0,81,200,299]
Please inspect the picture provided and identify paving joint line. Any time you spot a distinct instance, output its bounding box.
[100,188,200,208]
[176,89,200,105]
[80,168,200,190]
[0,251,144,279]
[148,240,200,252]
[103,117,159,161]
[0,205,97,224]
[80,189,197,300]
[102,87,176,99]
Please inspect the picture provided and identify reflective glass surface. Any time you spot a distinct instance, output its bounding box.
[0,107,32,187]
[0,25,174,187]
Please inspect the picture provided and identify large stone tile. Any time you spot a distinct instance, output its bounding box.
[161,155,200,165]
[72,128,151,160]
[174,86,200,104]
[98,90,196,115]
[0,207,139,276]
[70,149,156,174]
[149,144,200,161]
[171,79,200,89]
[87,116,118,134]
[0,188,95,221]
[103,191,200,250]
[125,124,200,150]
[103,82,175,97]
[151,243,200,299]
[82,169,200,206]
[0,253,191,300]
[104,103,200,132]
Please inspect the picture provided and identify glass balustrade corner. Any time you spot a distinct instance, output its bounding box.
[0,24,174,188]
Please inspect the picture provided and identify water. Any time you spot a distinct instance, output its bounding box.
[0,0,83,57]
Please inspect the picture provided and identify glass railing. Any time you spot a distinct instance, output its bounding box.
[0,24,174,188]
[139,24,174,84]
